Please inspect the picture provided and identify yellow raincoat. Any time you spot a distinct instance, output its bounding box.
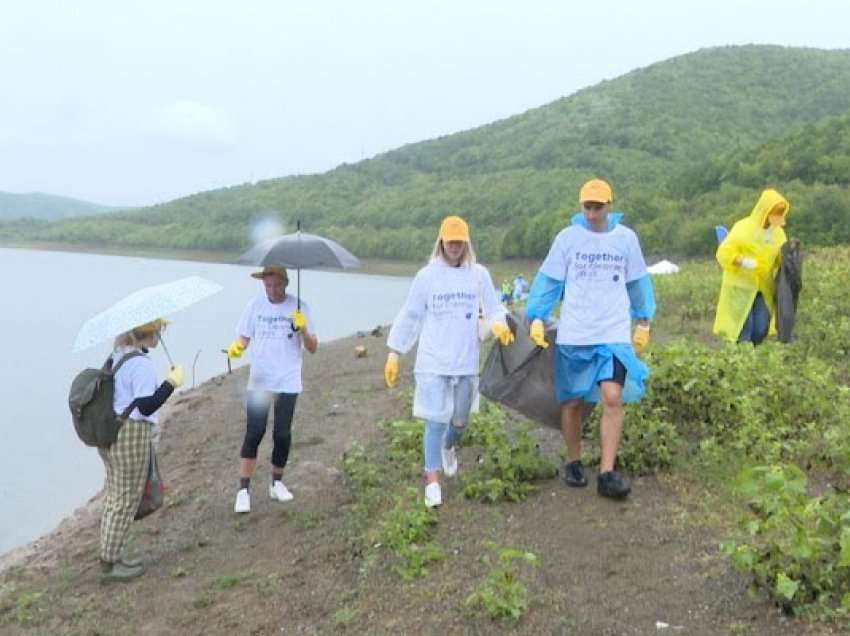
[713,189,789,342]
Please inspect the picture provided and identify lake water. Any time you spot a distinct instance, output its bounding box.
[0,248,411,555]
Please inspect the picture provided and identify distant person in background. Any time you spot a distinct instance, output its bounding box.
[501,279,513,305]
[384,215,514,508]
[512,273,528,303]
[99,319,183,582]
[713,189,790,345]
[525,178,655,500]
[227,266,318,514]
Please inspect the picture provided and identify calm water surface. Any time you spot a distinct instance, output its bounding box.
[0,248,411,554]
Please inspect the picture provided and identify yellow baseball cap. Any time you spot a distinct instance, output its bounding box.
[579,179,613,204]
[438,215,470,242]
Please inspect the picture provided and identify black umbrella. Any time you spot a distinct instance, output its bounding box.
[237,221,361,309]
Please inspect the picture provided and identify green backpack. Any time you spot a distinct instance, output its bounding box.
[68,351,143,448]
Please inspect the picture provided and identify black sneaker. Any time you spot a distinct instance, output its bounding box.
[597,471,631,499]
[562,460,588,487]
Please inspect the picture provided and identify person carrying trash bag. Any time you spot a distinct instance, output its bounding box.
[99,319,183,582]
[227,266,318,514]
[384,215,514,508]
[713,188,790,345]
[526,179,655,500]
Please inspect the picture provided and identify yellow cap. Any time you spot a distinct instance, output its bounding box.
[579,179,613,204]
[251,265,289,281]
[438,215,470,242]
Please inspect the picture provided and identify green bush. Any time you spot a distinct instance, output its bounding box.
[722,464,850,624]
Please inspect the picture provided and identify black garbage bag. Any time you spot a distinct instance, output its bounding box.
[776,238,803,344]
[480,312,561,430]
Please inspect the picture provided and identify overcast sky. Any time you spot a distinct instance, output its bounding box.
[1,1,847,207]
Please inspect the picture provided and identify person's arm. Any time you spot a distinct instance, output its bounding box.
[716,221,751,270]
[135,382,175,416]
[525,272,564,321]
[626,276,656,322]
[301,328,318,354]
[386,272,427,355]
[526,232,567,322]
[229,301,254,358]
[479,267,507,323]
[625,232,655,322]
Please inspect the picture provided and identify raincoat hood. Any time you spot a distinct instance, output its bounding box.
[570,211,623,231]
[749,189,790,228]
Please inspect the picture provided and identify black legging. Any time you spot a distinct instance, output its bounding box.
[240,391,298,468]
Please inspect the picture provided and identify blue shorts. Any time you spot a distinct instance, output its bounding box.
[554,344,648,404]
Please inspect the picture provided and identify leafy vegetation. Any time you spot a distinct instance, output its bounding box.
[722,465,850,623]
[5,45,850,260]
[460,403,556,503]
[465,542,538,622]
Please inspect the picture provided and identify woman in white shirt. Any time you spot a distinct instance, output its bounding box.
[99,319,183,583]
[384,216,514,507]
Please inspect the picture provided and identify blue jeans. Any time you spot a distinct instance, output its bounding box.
[422,376,475,473]
[738,292,770,345]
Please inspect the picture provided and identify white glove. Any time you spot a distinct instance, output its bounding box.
[739,257,757,271]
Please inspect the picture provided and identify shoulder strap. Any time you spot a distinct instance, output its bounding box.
[112,351,146,420]
[110,350,146,376]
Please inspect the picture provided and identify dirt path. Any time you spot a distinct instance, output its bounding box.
[0,333,828,635]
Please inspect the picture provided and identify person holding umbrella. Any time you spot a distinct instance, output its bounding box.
[100,319,184,582]
[227,266,318,513]
[384,215,514,508]
[72,275,219,582]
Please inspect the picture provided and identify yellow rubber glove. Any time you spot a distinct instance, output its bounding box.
[384,352,399,388]
[292,310,306,331]
[632,324,651,356]
[491,321,515,346]
[529,319,548,349]
[227,339,245,359]
[165,365,185,388]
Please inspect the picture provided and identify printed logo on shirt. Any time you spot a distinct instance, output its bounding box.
[430,290,476,319]
[573,250,626,282]
[256,313,296,339]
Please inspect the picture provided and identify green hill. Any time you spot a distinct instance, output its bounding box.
[5,45,850,259]
[0,192,116,221]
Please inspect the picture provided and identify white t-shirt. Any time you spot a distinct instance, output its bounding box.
[387,261,506,376]
[236,294,314,393]
[539,224,648,345]
[111,346,160,424]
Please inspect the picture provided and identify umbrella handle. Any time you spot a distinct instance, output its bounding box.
[159,333,175,367]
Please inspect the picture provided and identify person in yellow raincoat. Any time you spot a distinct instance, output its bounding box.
[713,189,790,344]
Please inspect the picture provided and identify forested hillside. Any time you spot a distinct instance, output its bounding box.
[4,45,850,260]
[0,192,115,221]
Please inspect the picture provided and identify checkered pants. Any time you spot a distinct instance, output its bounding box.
[97,419,151,563]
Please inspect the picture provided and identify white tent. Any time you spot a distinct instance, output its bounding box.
[647,259,680,275]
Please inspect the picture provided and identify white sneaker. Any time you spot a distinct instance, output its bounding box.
[269,480,294,502]
[441,446,458,477]
[424,482,442,508]
[234,488,251,513]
